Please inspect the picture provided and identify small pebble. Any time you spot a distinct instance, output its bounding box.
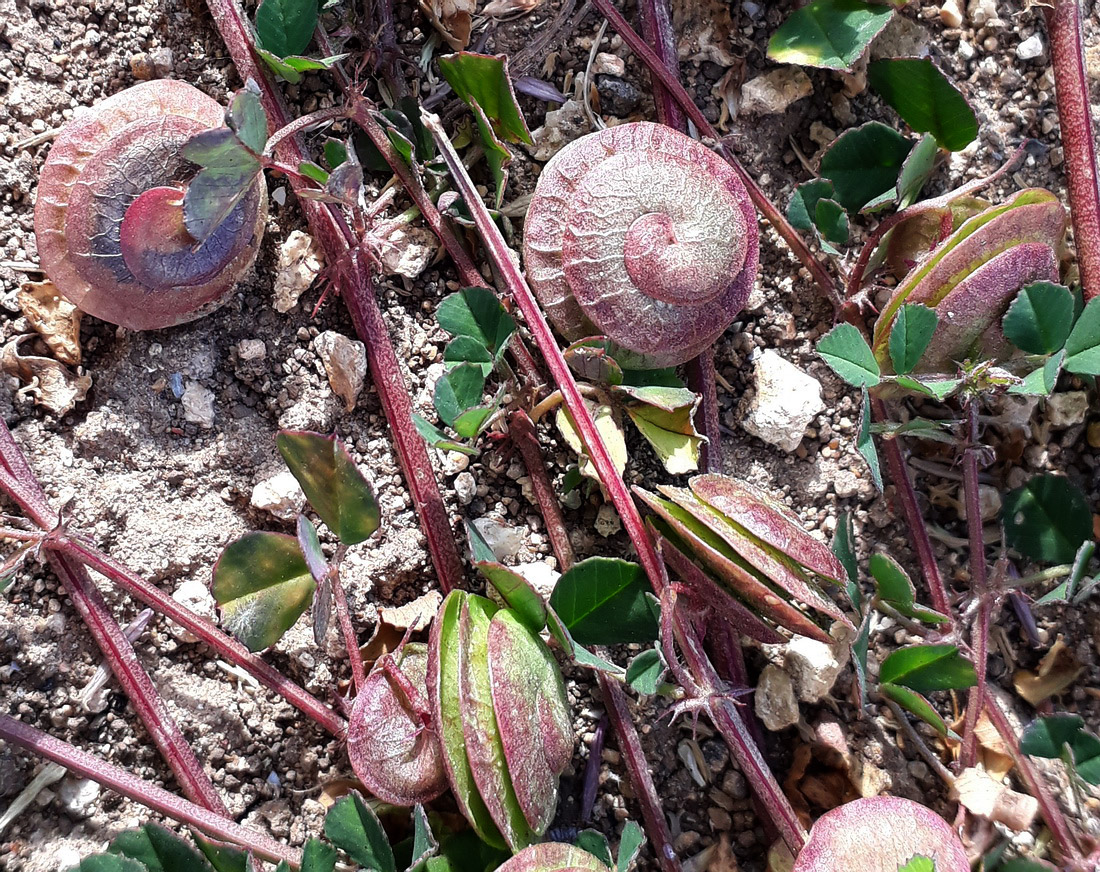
[1016,35,1044,61]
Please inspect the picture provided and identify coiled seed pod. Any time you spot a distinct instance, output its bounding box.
[523,122,758,367]
[34,80,267,331]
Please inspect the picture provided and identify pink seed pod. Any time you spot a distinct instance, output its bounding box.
[34,80,267,331]
[523,122,758,367]
[792,796,969,872]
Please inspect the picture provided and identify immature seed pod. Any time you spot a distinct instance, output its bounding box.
[523,122,758,367]
[34,80,267,331]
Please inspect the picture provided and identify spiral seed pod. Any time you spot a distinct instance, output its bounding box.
[523,122,758,367]
[34,80,267,331]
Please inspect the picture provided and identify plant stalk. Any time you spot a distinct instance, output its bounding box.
[425,109,806,855]
[204,0,466,595]
[631,0,723,471]
[509,410,679,872]
[0,423,227,814]
[982,692,1082,862]
[331,568,366,692]
[871,398,954,622]
[0,715,300,867]
[959,399,989,770]
[1044,0,1100,300]
[58,536,347,736]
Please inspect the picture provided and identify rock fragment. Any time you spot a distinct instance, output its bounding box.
[251,470,307,521]
[740,68,812,116]
[755,664,799,731]
[739,349,825,452]
[315,331,367,411]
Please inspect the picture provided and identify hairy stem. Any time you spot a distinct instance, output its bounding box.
[205,0,466,596]
[959,399,989,770]
[600,676,682,872]
[425,109,805,855]
[0,715,300,867]
[262,106,346,159]
[344,100,485,290]
[331,568,366,693]
[508,410,575,570]
[983,692,1082,862]
[631,0,723,471]
[509,410,678,872]
[58,537,347,736]
[0,423,226,814]
[872,398,954,622]
[588,0,839,307]
[636,0,685,130]
[1045,0,1100,300]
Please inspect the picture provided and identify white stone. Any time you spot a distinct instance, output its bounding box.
[454,471,476,506]
[594,503,622,538]
[514,560,561,599]
[1045,391,1088,428]
[238,338,266,361]
[314,331,367,412]
[592,52,626,77]
[181,380,215,428]
[250,470,306,521]
[59,777,101,814]
[273,230,324,313]
[1016,34,1043,60]
[740,68,813,116]
[378,224,438,279]
[739,350,825,452]
[785,636,842,703]
[755,664,800,731]
[968,0,998,27]
[472,517,525,561]
[171,578,217,643]
[940,0,964,27]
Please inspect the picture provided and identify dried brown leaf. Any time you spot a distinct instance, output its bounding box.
[1,335,91,416]
[17,280,82,365]
[1013,635,1082,706]
[420,0,474,49]
[952,766,1038,831]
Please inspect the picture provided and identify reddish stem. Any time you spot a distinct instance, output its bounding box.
[0,715,300,867]
[0,424,227,814]
[204,0,466,596]
[871,398,955,622]
[344,100,485,290]
[508,410,576,570]
[686,351,723,474]
[509,409,679,872]
[632,0,723,471]
[982,692,1083,862]
[1045,0,1100,300]
[331,567,366,692]
[599,676,682,872]
[959,399,989,770]
[588,0,840,308]
[57,537,346,736]
[636,0,685,130]
[425,109,806,855]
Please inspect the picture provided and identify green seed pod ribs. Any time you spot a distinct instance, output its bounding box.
[523,122,758,367]
[34,80,267,331]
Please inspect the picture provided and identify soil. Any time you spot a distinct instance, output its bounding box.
[0,0,1098,870]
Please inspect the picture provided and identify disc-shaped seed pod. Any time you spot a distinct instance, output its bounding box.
[523,122,758,367]
[34,80,267,331]
[792,797,968,872]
